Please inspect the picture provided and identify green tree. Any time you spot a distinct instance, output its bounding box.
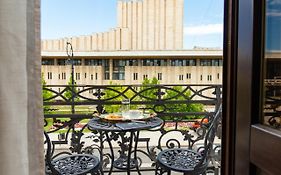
[42,73,53,101]
[63,75,79,101]
[102,82,140,113]
[140,78,203,119]
[41,73,53,113]
[140,77,159,99]
[102,83,125,113]
[164,86,204,119]
[139,77,161,112]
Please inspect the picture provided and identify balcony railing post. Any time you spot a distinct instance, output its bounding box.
[66,42,75,114]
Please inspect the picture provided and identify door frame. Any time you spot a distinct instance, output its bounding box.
[222,0,281,174]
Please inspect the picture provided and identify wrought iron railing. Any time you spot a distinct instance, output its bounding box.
[264,80,281,129]
[43,84,222,174]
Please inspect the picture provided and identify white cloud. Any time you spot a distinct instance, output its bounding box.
[267,11,281,16]
[267,0,281,5]
[184,24,223,36]
[267,9,281,16]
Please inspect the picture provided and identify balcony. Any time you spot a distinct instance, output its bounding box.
[43,84,222,174]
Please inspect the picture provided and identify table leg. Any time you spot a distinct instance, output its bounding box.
[99,131,104,175]
[127,131,134,175]
[134,131,141,175]
[105,132,115,175]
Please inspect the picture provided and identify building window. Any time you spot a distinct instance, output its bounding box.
[212,59,220,66]
[62,72,66,79]
[133,73,138,80]
[47,72,52,79]
[186,73,191,79]
[160,60,168,66]
[200,60,212,66]
[71,59,82,65]
[95,73,98,80]
[84,73,87,79]
[57,59,67,65]
[58,59,82,66]
[172,60,184,66]
[103,60,110,80]
[141,59,167,66]
[143,74,148,80]
[200,75,203,81]
[42,59,54,65]
[207,75,212,81]
[84,59,103,66]
[187,59,196,66]
[126,59,138,66]
[142,59,153,66]
[179,75,184,80]
[200,59,222,66]
[58,74,60,79]
[217,73,220,79]
[112,60,125,80]
[158,73,162,80]
[170,59,196,66]
[104,73,110,80]
[76,73,80,80]
[91,74,93,80]
[219,60,223,66]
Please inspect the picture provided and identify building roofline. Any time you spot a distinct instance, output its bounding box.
[265,51,281,59]
[41,50,223,58]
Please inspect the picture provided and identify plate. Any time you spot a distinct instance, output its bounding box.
[97,113,123,121]
[95,112,156,121]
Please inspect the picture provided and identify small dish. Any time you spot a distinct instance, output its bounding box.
[94,112,156,121]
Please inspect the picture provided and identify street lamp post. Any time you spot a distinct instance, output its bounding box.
[66,42,75,114]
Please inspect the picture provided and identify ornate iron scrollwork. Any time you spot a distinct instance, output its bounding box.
[43,84,222,173]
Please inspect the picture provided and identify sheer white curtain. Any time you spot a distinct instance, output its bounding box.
[0,0,44,174]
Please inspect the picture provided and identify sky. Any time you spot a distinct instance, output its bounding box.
[266,0,281,51]
[41,0,224,49]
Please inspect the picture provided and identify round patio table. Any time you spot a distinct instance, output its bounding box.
[87,116,163,175]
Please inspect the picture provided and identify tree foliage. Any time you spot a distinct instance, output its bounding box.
[140,77,203,119]
[140,77,159,99]
[63,75,79,101]
[163,86,204,119]
[42,73,53,113]
[102,82,125,113]
[102,82,139,113]
[100,78,204,119]
[42,73,53,101]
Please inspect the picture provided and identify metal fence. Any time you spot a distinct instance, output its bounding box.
[43,84,222,174]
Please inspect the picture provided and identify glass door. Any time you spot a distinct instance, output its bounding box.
[250,1,281,174]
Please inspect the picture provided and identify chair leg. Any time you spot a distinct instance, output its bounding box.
[155,163,171,175]
[155,163,160,175]
[100,168,104,175]
[90,168,103,175]
[167,170,171,175]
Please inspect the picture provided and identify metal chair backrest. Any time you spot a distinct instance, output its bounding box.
[196,104,222,167]
[44,131,60,175]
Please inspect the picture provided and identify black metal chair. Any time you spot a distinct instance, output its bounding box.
[155,105,222,175]
[44,131,102,175]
